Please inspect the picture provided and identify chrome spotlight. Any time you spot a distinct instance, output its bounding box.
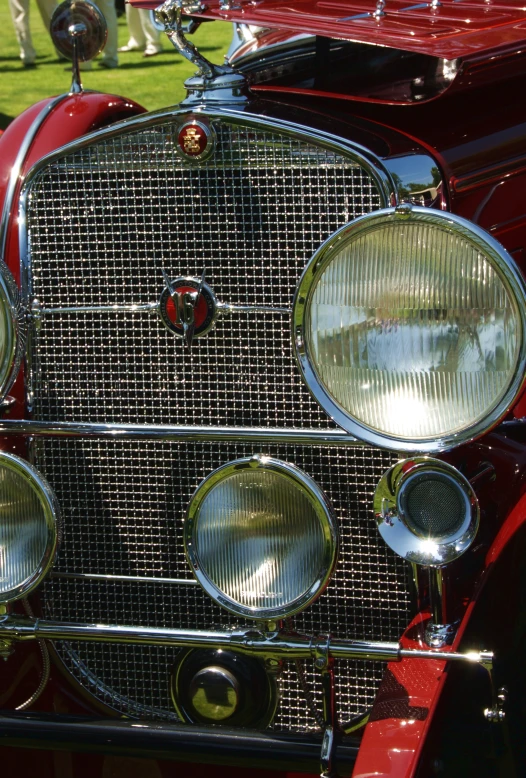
[373,458,479,567]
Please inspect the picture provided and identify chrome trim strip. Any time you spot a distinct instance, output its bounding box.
[0,420,360,445]
[0,615,493,667]
[36,302,291,317]
[218,303,292,315]
[38,303,160,316]
[50,571,199,586]
[0,94,68,263]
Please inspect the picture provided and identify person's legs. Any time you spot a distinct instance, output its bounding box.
[140,9,162,56]
[34,0,57,32]
[95,0,119,67]
[119,4,145,50]
[35,0,67,61]
[8,0,36,65]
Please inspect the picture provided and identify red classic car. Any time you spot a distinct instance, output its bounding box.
[1,0,526,776]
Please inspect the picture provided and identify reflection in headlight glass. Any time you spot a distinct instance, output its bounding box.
[307,221,520,440]
[0,466,50,597]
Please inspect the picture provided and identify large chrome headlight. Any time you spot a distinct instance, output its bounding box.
[0,454,60,603]
[185,456,338,620]
[294,205,526,452]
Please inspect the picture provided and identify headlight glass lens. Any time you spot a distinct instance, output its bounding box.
[296,206,526,451]
[0,454,59,602]
[185,457,338,619]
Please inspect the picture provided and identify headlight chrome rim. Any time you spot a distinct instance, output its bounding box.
[293,205,526,453]
[373,457,479,567]
[185,455,338,620]
[0,453,60,603]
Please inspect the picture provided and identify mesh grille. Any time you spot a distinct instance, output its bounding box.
[25,113,411,731]
[27,118,381,427]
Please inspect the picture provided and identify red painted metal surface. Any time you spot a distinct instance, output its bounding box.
[132,0,526,59]
[352,612,447,778]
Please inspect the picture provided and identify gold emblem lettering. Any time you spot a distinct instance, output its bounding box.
[182,127,203,155]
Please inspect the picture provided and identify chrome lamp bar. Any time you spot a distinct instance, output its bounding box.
[0,615,493,667]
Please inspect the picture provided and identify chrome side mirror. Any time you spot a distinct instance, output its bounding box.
[50,0,108,93]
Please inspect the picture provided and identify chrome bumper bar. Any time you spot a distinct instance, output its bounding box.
[0,420,360,445]
[0,615,493,667]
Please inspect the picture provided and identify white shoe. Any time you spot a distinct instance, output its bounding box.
[143,46,162,57]
[118,44,141,52]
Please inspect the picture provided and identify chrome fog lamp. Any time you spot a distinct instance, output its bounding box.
[0,262,23,401]
[0,454,59,603]
[373,458,479,567]
[294,205,526,453]
[185,456,338,620]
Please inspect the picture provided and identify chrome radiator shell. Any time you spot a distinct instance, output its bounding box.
[22,108,412,730]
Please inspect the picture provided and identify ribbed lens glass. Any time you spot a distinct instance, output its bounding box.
[306,220,520,441]
[0,461,54,599]
[191,464,335,617]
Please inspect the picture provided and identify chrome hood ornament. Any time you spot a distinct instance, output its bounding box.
[160,269,217,348]
[155,0,248,105]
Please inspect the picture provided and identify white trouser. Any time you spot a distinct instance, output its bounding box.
[8,0,57,64]
[94,0,118,65]
[125,5,161,52]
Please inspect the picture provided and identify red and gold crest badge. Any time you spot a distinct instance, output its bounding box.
[177,120,213,160]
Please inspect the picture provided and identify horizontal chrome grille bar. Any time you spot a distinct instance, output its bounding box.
[0,421,361,445]
[35,302,291,317]
[0,616,493,668]
[50,572,199,586]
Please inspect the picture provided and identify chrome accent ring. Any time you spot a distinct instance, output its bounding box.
[293,205,526,453]
[185,455,338,620]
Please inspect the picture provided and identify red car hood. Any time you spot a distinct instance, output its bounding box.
[130,0,526,59]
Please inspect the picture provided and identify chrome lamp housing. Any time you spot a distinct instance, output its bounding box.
[185,455,338,620]
[373,458,479,567]
[0,453,60,603]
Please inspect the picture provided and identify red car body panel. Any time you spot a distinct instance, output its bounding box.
[131,0,526,59]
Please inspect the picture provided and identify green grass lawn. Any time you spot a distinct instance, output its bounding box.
[0,4,232,130]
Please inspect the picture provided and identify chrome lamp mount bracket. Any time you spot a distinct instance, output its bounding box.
[155,0,248,105]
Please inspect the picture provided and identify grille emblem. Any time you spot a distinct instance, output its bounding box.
[160,269,217,348]
[177,120,214,160]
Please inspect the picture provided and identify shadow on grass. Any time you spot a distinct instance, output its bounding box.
[0,113,13,131]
